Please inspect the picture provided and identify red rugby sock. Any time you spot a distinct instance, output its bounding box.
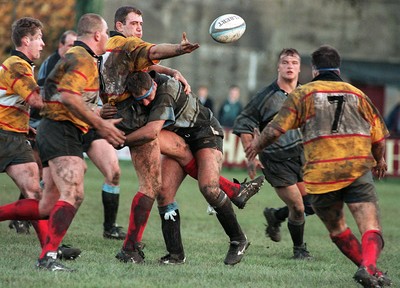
[40,201,76,258]
[330,227,362,266]
[0,198,40,220]
[361,230,383,274]
[123,192,154,251]
[183,158,198,178]
[218,176,240,198]
[31,220,49,248]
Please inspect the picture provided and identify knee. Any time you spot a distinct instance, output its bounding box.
[107,166,121,185]
[289,203,305,220]
[24,189,42,201]
[202,188,227,208]
[74,193,84,208]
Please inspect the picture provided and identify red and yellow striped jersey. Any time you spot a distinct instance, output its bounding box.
[102,34,158,104]
[270,80,389,194]
[0,55,39,133]
[41,46,100,133]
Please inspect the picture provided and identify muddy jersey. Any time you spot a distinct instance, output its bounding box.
[101,31,158,104]
[233,80,303,162]
[0,51,39,133]
[269,72,389,194]
[147,71,220,134]
[112,96,149,134]
[40,42,100,133]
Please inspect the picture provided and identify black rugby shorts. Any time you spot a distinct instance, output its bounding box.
[261,155,304,188]
[308,171,377,207]
[0,129,35,172]
[36,118,84,167]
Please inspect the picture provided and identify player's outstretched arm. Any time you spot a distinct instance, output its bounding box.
[149,32,199,61]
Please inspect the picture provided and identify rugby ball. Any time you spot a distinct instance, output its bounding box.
[209,14,246,43]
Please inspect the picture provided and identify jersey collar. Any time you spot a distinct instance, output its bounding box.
[11,50,34,67]
[73,40,101,59]
[110,31,125,38]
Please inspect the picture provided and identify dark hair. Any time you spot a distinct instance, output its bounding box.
[77,13,104,36]
[59,30,77,44]
[11,17,43,47]
[126,71,152,97]
[311,45,341,69]
[114,6,143,29]
[278,48,300,61]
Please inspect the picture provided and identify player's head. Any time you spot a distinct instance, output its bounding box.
[311,45,341,75]
[278,48,300,61]
[58,30,77,58]
[127,71,157,106]
[277,48,301,81]
[11,17,43,47]
[11,17,44,60]
[114,6,143,38]
[77,13,109,55]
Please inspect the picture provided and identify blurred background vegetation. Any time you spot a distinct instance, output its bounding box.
[0,0,102,63]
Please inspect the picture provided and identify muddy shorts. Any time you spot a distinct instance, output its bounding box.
[36,118,84,167]
[309,171,377,207]
[0,129,35,172]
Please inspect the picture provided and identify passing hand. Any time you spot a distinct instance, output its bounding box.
[179,32,200,54]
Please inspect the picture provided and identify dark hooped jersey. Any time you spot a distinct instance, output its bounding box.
[0,53,39,133]
[147,71,220,134]
[41,45,100,133]
[270,72,389,194]
[233,80,303,162]
[101,32,158,105]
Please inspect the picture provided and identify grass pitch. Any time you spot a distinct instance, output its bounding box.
[0,160,399,287]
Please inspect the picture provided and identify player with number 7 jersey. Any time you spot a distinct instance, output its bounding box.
[267,73,388,194]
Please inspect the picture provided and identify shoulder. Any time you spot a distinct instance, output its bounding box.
[65,47,94,66]
[5,56,31,74]
[125,36,153,51]
[158,76,181,97]
[251,82,282,103]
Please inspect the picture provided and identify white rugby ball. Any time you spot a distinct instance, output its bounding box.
[209,14,246,43]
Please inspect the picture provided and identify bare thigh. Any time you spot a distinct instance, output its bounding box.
[6,162,41,200]
[313,201,347,236]
[87,138,121,185]
[159,130,193,166]
[194,148,222,200]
